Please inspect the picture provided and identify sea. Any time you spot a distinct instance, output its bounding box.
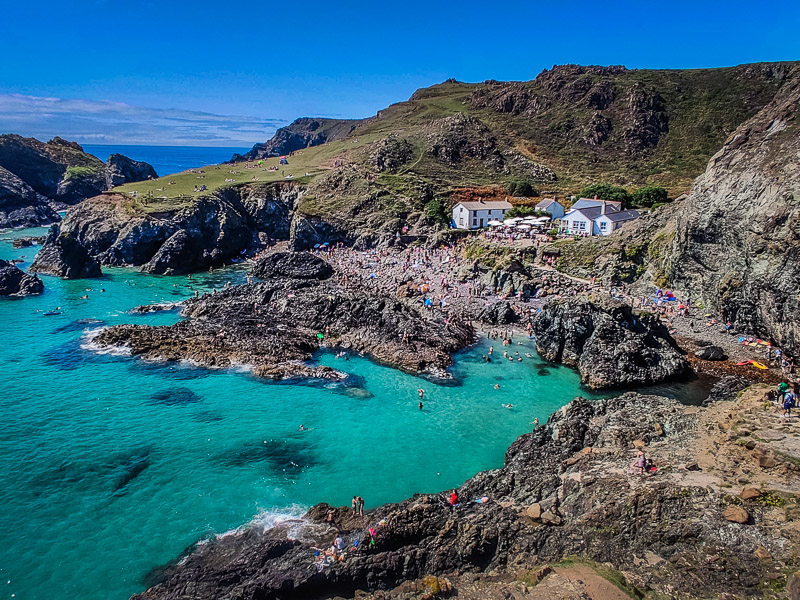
[0,147,713,600]
[83,145,249,177]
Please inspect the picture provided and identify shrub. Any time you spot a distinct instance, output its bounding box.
[506,180,539,197]
[64,165,98,180]
[632,185,669,208]
[424,199,449,224]
[505,205,539,218]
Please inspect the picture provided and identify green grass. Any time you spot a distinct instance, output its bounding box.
[64,165,100,180]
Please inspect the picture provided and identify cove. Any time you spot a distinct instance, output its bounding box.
[0,227,696,600]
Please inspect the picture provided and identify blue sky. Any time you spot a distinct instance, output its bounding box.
[0,0,798,146]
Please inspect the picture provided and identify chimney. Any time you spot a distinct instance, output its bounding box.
[594,194,598,200]
[601,200,606,215]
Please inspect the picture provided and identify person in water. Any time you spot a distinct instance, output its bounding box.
[419,401,423,410]
[299,424,306,431]
[417,388,424,400]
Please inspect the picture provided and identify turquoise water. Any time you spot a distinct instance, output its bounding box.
[83,144,249,177]
[0,227,605,600]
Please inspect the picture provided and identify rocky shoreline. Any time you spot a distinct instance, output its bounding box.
[134,385,800,600]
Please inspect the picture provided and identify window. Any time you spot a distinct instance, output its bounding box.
[599,221,607,230]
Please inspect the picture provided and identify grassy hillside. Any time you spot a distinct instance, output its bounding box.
[118,62,797,225]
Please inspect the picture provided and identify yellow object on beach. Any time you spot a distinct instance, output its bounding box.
[751,361,768,369]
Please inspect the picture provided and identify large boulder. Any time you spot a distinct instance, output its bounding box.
[252,251,333,280]
[0,259,44,296]
[30,224,102,279]
[533,296,691,389]
[105,154,157,189]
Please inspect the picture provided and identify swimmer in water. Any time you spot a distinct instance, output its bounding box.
[418,388,424,400]
[419,401,423,410]
[502,403,514,409]
[494,383,501,390]
[298,424,306,431]
[80,294,89,299]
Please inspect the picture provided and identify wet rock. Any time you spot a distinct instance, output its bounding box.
[30,224,101,278]
[0,259,44,296]
[533,296,692,389]
[722,506,750,524]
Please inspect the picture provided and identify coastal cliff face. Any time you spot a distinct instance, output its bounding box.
[0,135,158,229]
[134,388,800,600]
[533,296,691,389]
[93,252,474,379]
[665,67,800,355]
[31,183,301,276]
[0,259,44,295]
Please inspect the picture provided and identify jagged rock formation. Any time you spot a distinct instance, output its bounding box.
[0,259,44,295]
[0,135,157,228]
[665,66,800,355]
[532,296,691,389]
[231,118,358,161]
[32,184,301,277]
[0,166,60,228]
[105,154,158,189]
[133,389,800,600]
[93,254,473,379]
[30,224,102,279]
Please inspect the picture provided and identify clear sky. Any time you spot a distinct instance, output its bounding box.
[0,0,798,146]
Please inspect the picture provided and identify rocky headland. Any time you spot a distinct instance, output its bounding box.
[0,135,157,229]
[0,258,44,296]
[134,385,800,600]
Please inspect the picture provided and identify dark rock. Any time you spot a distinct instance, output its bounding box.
[105,154,157,189]
[371,134,414,173]
[0,259,44,296]
[704,376,750,404]
[12,236,46,248]
[30,224,102,279]
[695,345,726,360]
[231,118,358,161]
[478,301,518,325]
[532,296,691,389]
[0,166,60,229]
[252,252,333,280]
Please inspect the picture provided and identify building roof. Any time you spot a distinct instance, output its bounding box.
[572,198,623,211]
[535,198,561,209]
[600,209,641,223]
[565,207,603,220]
[455,200,513,211]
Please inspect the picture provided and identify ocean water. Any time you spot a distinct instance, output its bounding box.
[0,227,711,600]
[83,145,249,177]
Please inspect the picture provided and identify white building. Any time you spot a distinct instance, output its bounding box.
[534,198,565,219]
[452,200,513,229]
[561,199,640,236]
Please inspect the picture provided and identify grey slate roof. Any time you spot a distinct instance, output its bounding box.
[601,209,640,222]
[455,201,513,210]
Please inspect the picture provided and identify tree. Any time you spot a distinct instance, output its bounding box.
[424,199,449,224]
[576,183,633,208]
[631,185,669,208]
[506,180,539,198]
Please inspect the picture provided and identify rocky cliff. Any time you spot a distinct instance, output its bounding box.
[532,296,691,389]
[0,135,157,229]
[32,183,301,276]
[0,259,44,295]
[30,224,102,279]
[133,387,800,600]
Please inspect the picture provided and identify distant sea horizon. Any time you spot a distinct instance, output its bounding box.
[84,144,252,177]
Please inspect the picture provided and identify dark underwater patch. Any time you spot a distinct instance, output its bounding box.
[214,438,317,477]
[192,410,225,423]
[111,450,151,494]
[132,360,211,380]
[41,338,117,371]
[51,318,105,334]
[537,369,551,376]
[148,387,203,406]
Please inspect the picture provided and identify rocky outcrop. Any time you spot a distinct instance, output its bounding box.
[0,259,44,296]
[33,183,301,277]
[93,255,473,379]
[0,166,60,228]
[251,251,333,280]
[105,154,158,189]
[231,118,358,161]
[133,390,800,600]
[665,66,800,355]
[370,134,414,173]
[532,296,691,389]
[30,224,102,279]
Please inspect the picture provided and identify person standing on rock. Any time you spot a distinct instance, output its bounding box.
[635,450,647,475]
[356,496,364,516]
[352,496,358,516]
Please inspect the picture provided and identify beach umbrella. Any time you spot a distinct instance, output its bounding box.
[487,220,502,226]
[516,224,532,230]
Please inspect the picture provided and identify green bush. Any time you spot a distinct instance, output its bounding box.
[424,199,449,224]
[631,185,668,208]
[506,180,539,197]
[505,205,539,218]
[64,165,98,181]
[577,183,632,208]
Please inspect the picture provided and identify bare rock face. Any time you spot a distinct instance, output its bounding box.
[30,224,102,279]
[251,251,333,280]
[230,118,358,161]
[0,166,60,228]
[105,154,157,189]
[532,296,691,389]
[666,66,800,355]
[0,259,44,296]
